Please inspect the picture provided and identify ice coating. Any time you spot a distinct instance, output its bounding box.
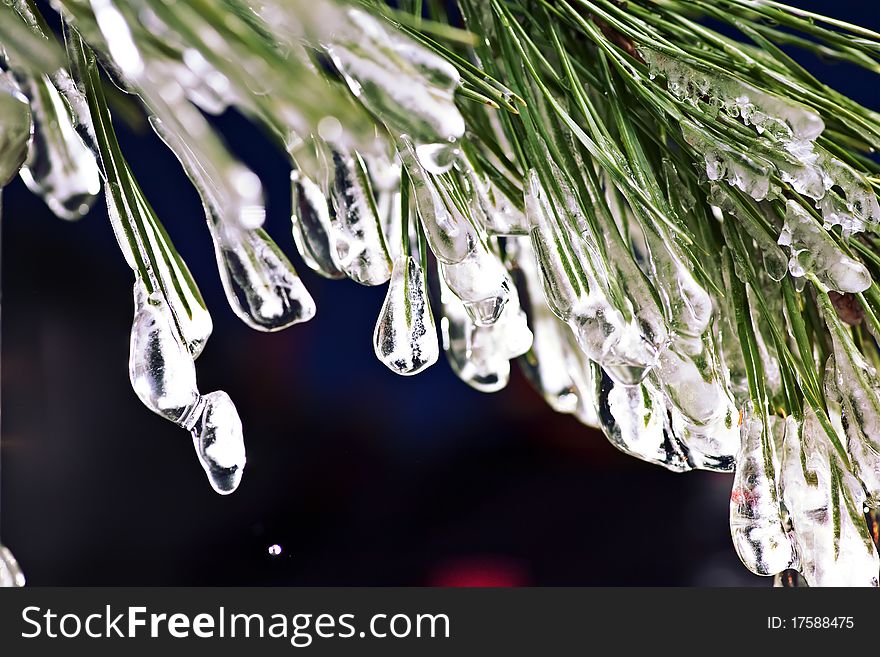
[191,391,246,495]
[400,137,479,264]
[0,71,32,186]
[597,370,692,472]
[821,300,880,505]
[814,149,880,235]
[460,153,529,236]
[729,405,795,576]
[215,224,316,331]
[778,200,871,293]
[682,121,774,201]
[328,147,393,285]
[514,238,580,414]
[325,8,464,171]
[440,273,532,393]
[290,168,344,279]
[129,277,247,495]
[440,244,513,326]
[373,254,439,376]
[129,276,201,425]
[19,75,100,219]
[562,335,600,429]
[642,49,824,143]
[0,545,25,588]
[780,409,879,586]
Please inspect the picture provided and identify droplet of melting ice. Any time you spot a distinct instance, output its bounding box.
[19,75,100,220]
[190,390,246,495]
[0,72,32,187]
[0,545,25,587]
[373,254,439,376]
[729,405,795,576]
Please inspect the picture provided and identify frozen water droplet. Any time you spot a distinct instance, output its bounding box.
[216,225,316,331]
[780,408,879,586]
[328,148,392,285]
[191,391,246,495]
[290,169,344,279]
[0,72,32,187]
[779,200,870,293]
[19,75,100,219]
[730,405,795,576]
[0,545,25,587]
[373,254,439,376]
[129,276,201,424]
[440,245,513,326]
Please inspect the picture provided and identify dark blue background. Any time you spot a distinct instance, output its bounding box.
[2,0,877,586]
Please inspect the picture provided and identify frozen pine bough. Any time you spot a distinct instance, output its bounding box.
[2,0,880,586]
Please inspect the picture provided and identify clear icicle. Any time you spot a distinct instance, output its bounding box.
[328,146,393,285]
[0,71,32,186]
[325,7,464,173]
[129,276,246,495]
[439,243,513,326]
[400,136,478,264]
[778,200,871,293]
[190,390,246,495]
[19,74,100,220]
[129,276,201,425]
[525,169,658,385]
[214,223,316,331]
[0,545,25,587]
[730,405,795,576]
[290,168,344,279]
[460,152,529,236]
[373,254,438,376]
[780,408,879,586]
[821,299,880,505]
[596,370,692,472]
[439,272,532,393]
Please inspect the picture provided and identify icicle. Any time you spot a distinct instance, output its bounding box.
[821,301,880,505]
[215,223,316,331]
[562,334,600,429]
[328,146,393,285]
[325,7,464,173]
[129,276,201,425]
[780,409,879,586]
[778,200,870,293]
[19,74,100,220]
[373,254,438,376]
[0,71,32,186]
[597,369,692,472]
[513,238,580,413]
[290,168,344,279]
[460,153,528,236]
[129,276,246,495]
[815,149,880,235]
[439,273,532,393]
[400,136,478,265]
[730,405,795,576]
[0,545,25,587]
[190,391,246,495]
[439,244,513,326]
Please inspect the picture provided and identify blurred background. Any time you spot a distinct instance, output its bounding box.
[1,0,876,587]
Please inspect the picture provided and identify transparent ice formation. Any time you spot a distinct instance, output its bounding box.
[290,168,344,279]
[730,406,795,576]
[439,271,532,393]
[440,243,513,326]
[19,75,100,219]
[129,277,246,494]
[0,71,32,186]
[778,200,871,293]
[780,408,879,586]
[0,545,25,588]
[597,370,692,472]
[325,7,464,173]
[328,147,393,285]
[373,254,439,376]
